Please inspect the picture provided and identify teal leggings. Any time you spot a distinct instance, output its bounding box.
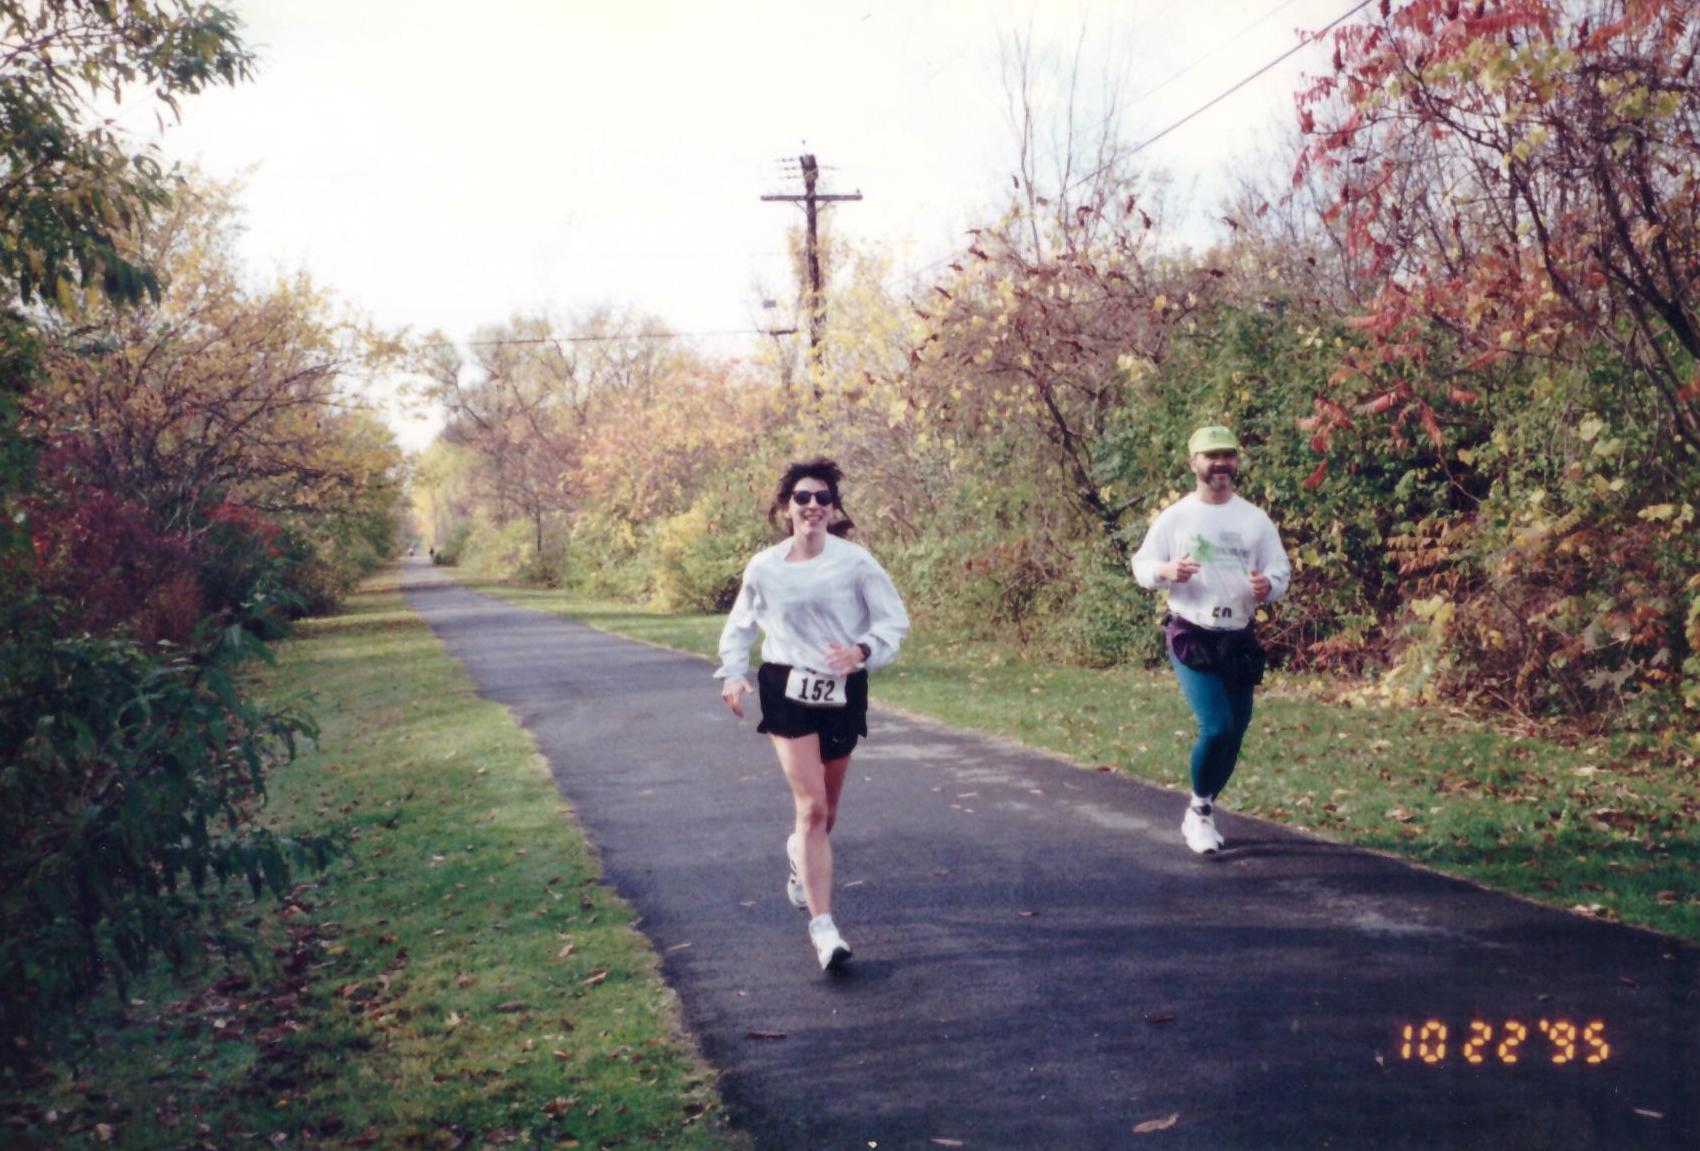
[1169,653,1255,800]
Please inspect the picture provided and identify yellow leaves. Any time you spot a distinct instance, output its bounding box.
[1577,416,1604,442]
[1411,595,1455,627]
[1631,220,1665,249]
[1638,503,1693,531]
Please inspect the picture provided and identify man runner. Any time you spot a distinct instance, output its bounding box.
[1131,425,1291,854]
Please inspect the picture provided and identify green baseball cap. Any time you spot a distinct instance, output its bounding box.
[1187,425,1240,455]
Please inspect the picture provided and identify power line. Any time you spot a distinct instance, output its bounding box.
[1129,0,1376,157]
[416,328,774,352]
[1126,0,1313,108]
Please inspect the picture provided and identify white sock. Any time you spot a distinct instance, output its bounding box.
[809,913,835,934]
[1190,793,1213,813]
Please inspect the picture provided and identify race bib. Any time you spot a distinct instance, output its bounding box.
[784,668,846,708]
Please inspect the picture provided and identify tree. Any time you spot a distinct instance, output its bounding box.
[31,182,399,544]
[1296,0,1700,454]
[908,29,1212,560]
[1292,0,1700,724]
[0,0,251,308]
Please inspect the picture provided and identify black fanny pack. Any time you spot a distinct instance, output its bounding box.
[1164,614,1267,687]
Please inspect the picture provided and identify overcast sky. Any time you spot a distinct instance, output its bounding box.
[130,0,1359,447]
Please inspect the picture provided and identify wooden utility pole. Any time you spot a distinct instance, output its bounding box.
[761,153,862,362]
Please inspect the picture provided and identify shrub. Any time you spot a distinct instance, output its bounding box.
[1056,546,1164,668]
[565,510,651,601]
[27,486,204,646]
[651,499,770,612]
[0,609,329,1073]
[433,519,475,566]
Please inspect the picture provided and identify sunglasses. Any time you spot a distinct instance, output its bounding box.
[790,490,835,506]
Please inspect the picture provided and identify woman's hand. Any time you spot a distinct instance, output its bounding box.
[823,642,864,676]
[721,676,752,718]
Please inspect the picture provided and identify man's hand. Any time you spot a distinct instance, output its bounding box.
[1250,569,1272,602]
[721,676,752,718]
[1163,552,1200,583]
[823,642,864,676]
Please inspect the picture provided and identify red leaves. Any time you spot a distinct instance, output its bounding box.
[1417,401,1446,449]
[1355,383,1409,415]
[1301,460,1330,489]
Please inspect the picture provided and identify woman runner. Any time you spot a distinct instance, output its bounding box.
[716,459,910,971]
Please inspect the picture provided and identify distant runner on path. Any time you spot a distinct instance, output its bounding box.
[716,458,910,972]
[1132,425,1291,855]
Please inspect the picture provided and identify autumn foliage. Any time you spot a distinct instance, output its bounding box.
[416,2,1700,746]
[1,5,401,1070]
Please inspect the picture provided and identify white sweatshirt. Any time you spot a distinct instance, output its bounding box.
[716,533,910,681]
[1131,493,1291,631]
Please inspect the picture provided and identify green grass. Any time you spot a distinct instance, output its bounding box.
[467,578,1700,944]
[9,572,746,1151]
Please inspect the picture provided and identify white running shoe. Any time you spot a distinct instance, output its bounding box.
[785,833,808,910]
[809,915,852,971]
[1182,805,1221,855]
[1204,801,1226,849]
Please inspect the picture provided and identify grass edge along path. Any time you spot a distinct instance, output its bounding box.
[10,570,748,1151]
[461,578,1700,946]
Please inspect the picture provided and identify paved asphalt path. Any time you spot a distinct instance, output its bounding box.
[400,563,1697,1150]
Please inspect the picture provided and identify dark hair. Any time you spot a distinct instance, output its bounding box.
[768,457,855,539]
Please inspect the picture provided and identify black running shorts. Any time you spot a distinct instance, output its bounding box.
[754,662,869,760]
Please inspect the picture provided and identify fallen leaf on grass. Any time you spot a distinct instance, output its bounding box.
[745,1029,787,1040]
[556,942,576,959]
[543,1097,576,1118]
[1385,805,1415,823]
[552,1049,571,1060]
[496,1001,526,1013]
[1133,1113,1179,1134]
[580,970,608,987]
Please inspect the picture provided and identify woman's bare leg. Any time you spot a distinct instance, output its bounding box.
[772,734,843,917]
